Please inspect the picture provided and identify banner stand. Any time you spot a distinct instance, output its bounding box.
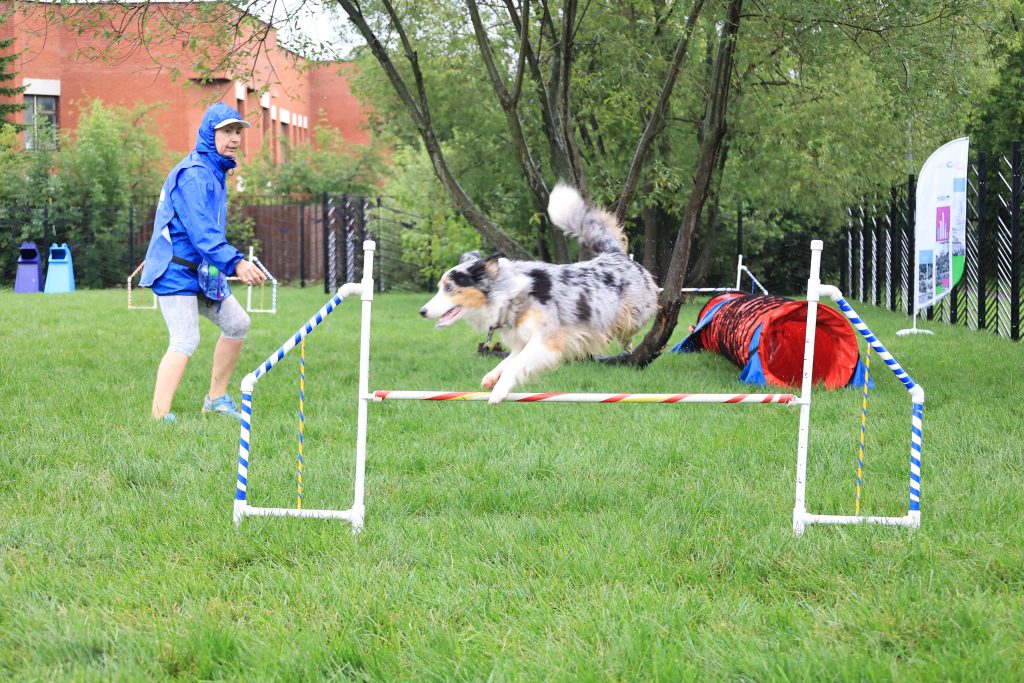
[900,137,969,337]
[897,316,934,337]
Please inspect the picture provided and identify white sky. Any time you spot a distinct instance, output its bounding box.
[256,0,361,60]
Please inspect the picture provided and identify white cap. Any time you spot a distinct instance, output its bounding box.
[214,118,251,129]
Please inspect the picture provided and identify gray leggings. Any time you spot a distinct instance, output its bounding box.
[158,294,251,357]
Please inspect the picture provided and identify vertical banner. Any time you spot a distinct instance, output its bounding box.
[914,137,969,312]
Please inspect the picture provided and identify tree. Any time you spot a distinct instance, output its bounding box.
[48,0,996,362]
[0,29,25,126]
[53,100,167,286]
[967,1,1024,155]
[243,118,388,197]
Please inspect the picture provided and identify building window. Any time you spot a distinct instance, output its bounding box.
[280,122,289,164]
[24,95,58,150]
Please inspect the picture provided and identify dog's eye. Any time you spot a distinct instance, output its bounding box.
[443,281,453,293]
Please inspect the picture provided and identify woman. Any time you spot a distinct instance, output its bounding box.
[140,102,266,423]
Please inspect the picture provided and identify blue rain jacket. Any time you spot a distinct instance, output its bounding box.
[140,103,245,295]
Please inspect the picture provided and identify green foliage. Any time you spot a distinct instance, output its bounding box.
[242,119,387,197]
[57,99,165,208]
[0,29,25,126]
[379,146,480,283]
[967,1,1024,155]
[48,100,167,287]
[0,122,52,203]
[0,100,166,287]
[0,122,58,283]
[345,1,997,283]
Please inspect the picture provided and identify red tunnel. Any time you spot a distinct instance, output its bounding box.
[681,293,861,390]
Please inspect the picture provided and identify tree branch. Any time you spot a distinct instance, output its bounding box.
[466,0,551,242]
[614,0,706,223]
[337,0,531,258]
[607,0,744,367]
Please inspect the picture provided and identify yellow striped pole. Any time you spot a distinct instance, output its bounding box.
[855,344,871,516]
[297,339,305,510]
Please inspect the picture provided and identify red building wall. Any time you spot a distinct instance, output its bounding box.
[0,1,370,170]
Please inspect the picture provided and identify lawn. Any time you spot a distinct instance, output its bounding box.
[1,282,1022,681]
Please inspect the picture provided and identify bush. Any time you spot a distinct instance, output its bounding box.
[51,101,167,287]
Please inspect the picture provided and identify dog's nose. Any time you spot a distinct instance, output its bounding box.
[419,306,428,318]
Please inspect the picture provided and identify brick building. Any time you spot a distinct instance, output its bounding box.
[0,1,370,174]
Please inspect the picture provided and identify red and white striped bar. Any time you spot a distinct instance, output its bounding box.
[373,390,796,404]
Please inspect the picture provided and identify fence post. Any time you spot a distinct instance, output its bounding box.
[870,198,879,307]
[857,198,866,302]
[977,152,988,331]
[299,205,306,288]
[905,174,915,316]
[1012,141,1021,340]
[128,204,135,272]
[889,185,898,311]
[737,203,743,259]
[322,192,331,294]
[845,209,851,295]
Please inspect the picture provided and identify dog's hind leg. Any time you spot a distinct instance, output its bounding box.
[488,338,561,404]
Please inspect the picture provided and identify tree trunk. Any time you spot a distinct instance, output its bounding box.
[690,136,731,284]
[641,199,674,286]
[604,0,743,368]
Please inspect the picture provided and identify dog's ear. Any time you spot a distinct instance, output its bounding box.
[484,252,503,278]
[459,250,484,264]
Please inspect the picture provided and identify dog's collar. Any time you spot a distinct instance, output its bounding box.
[485,309,508,346]
[485,296,518,343]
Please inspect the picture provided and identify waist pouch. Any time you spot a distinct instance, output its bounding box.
[172,255,232,302]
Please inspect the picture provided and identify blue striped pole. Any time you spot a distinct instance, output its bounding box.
[297,339,305,510]
[254,293,345,381]
[833,295,923,515]
[234,287,354,519]
[834,297,918,392]
[855,345,871,516]
[236,390,252,504]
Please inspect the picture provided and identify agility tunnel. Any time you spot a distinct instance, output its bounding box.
[673,292,868,390]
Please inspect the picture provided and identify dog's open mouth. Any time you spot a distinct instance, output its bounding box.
[436,306,464,327]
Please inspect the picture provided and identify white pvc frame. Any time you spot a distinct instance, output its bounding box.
[234,240,924,535]
[244,246,278,314]
[681,254,768,295]
[793,241,924,533]
[127,246,277,313]
[127,261,158,310]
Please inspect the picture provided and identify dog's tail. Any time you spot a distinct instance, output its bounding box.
[547,182,627,254]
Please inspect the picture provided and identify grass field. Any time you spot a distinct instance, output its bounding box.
[1,282,1023,681]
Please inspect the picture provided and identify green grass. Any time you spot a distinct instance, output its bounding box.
[1,285,1022,681]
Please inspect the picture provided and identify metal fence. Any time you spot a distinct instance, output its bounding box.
[2,193,432,292]
[845,142,1023,341]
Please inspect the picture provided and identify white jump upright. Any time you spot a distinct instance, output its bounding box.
[127,261,158,310]
[233,241,375,530]
[244,246,279,314]
[234,239,924,535]
[681,253,768,295]
[792,240,924,534]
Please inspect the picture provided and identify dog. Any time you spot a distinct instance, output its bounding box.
[419,183,658,403]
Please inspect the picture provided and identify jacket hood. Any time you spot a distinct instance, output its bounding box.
[195,102,243,174]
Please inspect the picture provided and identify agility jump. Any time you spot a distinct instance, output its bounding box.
[680,253,768,296]
[128,246,277,313]
[232,240,924,535]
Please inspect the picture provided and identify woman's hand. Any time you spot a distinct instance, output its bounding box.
[234,259,268,286]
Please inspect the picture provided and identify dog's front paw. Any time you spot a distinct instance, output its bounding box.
[488,386,510,404]
[481,369,501,389]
